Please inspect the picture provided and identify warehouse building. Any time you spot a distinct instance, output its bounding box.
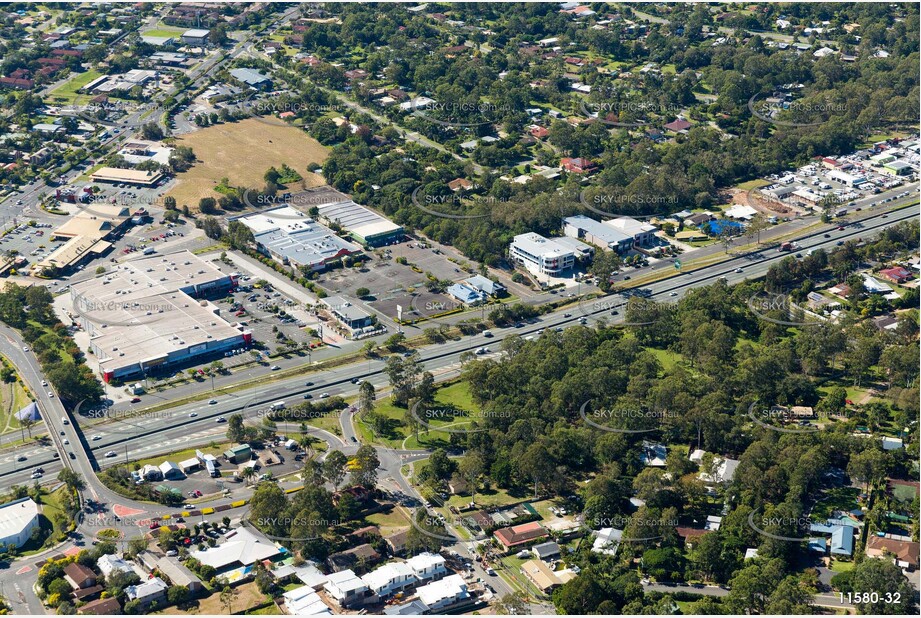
[316,200,404,247]
[563,215,633,253]
[180,29,210,46]
[69,251,250,382]
[89,167,164,186]
[229,67,272,90]
[0,497,40,549]
[33,205,134,276]
[235,206,360,271]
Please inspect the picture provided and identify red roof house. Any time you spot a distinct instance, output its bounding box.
[561,157,598,174]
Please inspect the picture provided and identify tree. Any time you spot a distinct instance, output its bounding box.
[227,413,245,443]
[358,380,375,418]
[323,450,348,490]
[199,197,218,215]
[495,592,528,615]
[552,570,608,614]
[349,444,380,488]
[249,483,288,537]
[763,576,813,614]
[58,469,86,492]
[219,586,238,614]
[848,558,918,614]
[167,585,190,606]
[458,452,485,501]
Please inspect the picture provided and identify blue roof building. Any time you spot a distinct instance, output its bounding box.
[830,526,855,556]
[446,283,486,305]
[702,219,744,236]
[464,274,505,296]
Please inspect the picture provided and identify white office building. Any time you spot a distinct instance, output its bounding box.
[509,232,592,276]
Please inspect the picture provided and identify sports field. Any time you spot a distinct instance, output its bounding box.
[165,118,329,209]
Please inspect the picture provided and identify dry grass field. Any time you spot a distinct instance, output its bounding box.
[166,118,329,209]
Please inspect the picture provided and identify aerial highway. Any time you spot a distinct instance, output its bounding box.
[1,201,915,489]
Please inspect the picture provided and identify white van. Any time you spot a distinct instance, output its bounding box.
[270,401,286,411]
[61,416,69,425]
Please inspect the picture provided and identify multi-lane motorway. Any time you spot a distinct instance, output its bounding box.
[1,201,916,491]
[0,193,913,618]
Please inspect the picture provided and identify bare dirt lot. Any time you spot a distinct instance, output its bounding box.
[165,118,329,208]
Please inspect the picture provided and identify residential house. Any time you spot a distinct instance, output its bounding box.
[360,561,416,599]
[532,541,561,561]
[385,529,409,556]
[405,552,447,582]
[878,267,912,284]
[592,528,622,556]
[865,537,920,571]
[560,157,598,174]
[494,521,549,551]
[327,543,381,572]
[323,569,370,608]
[64,563,97,590]
[125,577,168,608]
[520,559,575,593]
[640,441,667,467]
[664,118,692,132]
[415,574,470,612]
[77,598,121,615]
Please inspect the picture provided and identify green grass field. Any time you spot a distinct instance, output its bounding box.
[46,69,102,103]
[0,356,39,436]
[141,26,188,38]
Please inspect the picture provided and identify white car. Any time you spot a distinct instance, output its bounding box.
[63,439,69,445]
[319,393,330,399]
[216,416,227,423]
[41,380,47,386]
[735,268,743,273]
[189,412,198,418]
[48,391,54,398]
[105,451,117,458]
[22,346,29,352]
[91,435,102,441]
[31,471,42,479]
[209,399,217,405]
[669,292,678,297]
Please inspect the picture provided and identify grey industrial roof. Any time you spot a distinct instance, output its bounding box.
[229,67,271,86]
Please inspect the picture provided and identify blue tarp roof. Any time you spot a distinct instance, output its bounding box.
[15,402,40,422]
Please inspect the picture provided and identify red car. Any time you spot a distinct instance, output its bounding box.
[149,522,160,529]
[131,397,141,403]
[837,226,845,231]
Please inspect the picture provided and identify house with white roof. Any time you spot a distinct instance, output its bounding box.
[323,569,370,608]
[283,585,333,615]
[406,552,448,581]
[416,574,470,612]
[190,527,281,571]
[592,528,622,556]
[360,561,416,599]
[96,554,133,579]
[125,577,168,607]
[640,441,667,467]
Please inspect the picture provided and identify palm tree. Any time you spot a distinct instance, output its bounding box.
[241,466,256,486]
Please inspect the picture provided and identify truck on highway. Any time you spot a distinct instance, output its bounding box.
[270,401,286,411]
[779,241,794,252]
